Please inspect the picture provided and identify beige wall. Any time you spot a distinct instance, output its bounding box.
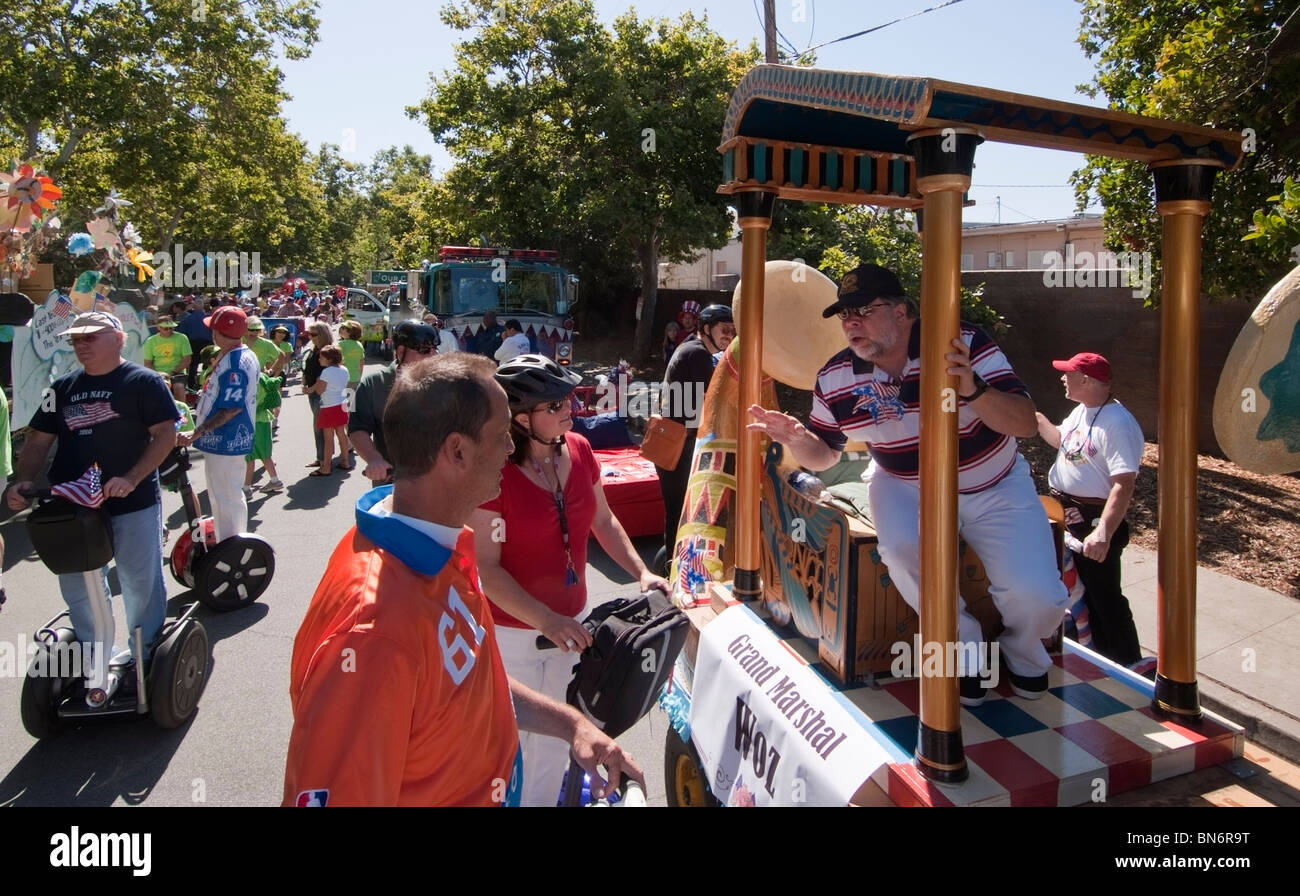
[961,218,1110,271]
[659,237,743,291]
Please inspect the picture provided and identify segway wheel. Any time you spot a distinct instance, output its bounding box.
[194,535,275,612]
[19,628,78,739]
[665,727,721,807]
[150,619,209,729]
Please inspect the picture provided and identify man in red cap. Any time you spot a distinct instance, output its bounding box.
[1036,351,1144,666]
[181,306,261,541]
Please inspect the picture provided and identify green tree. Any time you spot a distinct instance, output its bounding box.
[2,0,323,281]
[412,0,755,358]
[1073,0,1300,301]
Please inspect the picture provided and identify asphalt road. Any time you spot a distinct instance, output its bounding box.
[0,361,672,807]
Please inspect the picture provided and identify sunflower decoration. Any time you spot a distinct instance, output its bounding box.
[0,163,63,233]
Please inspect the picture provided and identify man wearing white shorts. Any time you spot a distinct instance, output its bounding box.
[748,264,1068,706]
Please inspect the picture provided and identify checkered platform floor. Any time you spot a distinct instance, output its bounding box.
[775,632,1243,807]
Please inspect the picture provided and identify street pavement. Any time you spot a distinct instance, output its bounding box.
[0,361,672,807]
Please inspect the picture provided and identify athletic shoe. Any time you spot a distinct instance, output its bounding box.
[242,486,254,500]
[261,479,285,493]
[1008,668,1049,700]
[959,672,993,707]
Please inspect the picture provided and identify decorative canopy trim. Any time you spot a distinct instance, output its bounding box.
[722,65,1244,168]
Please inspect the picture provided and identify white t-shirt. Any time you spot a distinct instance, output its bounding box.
[1047,399,1143,500]
[438,329,459,355]
[318,365,350,409]
[494,331,532,363]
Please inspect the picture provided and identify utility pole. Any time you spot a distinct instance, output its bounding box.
[764,0,778,63]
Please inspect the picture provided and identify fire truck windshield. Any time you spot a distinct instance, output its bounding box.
[431,266,564,316]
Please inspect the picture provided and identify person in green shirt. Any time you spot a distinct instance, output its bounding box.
[243,317,288,376]
[142,316,193,375]
[338,321,365,390]
[169,374,196,435]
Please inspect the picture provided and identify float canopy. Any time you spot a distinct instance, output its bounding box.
[718,64,1244,206]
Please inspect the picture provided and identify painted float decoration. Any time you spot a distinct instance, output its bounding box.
[1213,264,1300,474]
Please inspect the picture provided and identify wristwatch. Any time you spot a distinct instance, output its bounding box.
[959,373,989,402]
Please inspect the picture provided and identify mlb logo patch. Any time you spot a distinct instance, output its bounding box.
[295,789,329,807]
[227,371,240,385]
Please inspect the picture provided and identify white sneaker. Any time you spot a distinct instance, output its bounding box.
[261,479,284,493]
[242,486,254,500]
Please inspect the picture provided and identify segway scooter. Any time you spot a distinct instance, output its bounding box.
[159,446,275,612]
[20,487,209,738]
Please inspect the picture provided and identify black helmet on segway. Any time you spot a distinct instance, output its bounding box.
[496,353,583,412]
[699,304,733,326]
[391,319,438,353]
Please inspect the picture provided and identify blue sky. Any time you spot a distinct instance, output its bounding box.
[279,0,1104,223]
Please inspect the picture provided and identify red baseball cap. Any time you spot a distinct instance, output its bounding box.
[205,305,248,338]
[1052,352,1111,383]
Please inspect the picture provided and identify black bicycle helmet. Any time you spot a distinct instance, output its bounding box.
[391,319,438,352]
[699,304,733,326]
[496,354,583,412]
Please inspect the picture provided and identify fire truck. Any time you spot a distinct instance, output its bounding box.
[417,246,579,364]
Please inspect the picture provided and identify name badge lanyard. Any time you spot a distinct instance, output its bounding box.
[530,455,579,587]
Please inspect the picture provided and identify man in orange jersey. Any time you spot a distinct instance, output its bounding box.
[283,354,641,806]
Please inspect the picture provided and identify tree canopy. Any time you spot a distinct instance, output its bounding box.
[1073,0,1300,301]
[411,0,757,358]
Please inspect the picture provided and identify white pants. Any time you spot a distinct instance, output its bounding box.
[867,455,1068,678]
[495,623,581,807]
[203,452,248,543]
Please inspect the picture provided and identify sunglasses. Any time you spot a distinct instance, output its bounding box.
[533,396,577,414]
[836,301,893,321]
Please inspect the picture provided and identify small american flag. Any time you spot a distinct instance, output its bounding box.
[51,464,105,508]
[53,296,74,319]
[678,539,712,600]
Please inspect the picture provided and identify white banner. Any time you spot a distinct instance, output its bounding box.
[689,605,891,806]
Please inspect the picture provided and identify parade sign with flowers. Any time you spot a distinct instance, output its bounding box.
[4,175,149,432]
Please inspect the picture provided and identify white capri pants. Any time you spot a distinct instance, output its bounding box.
[494,623,582,807]
[866,454,1068,678]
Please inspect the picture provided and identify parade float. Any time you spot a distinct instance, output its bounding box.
[658,64,1289,807]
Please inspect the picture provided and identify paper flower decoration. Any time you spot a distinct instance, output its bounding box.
[67,232,95,256]
[126,246,156,282]
[86,215,124,256]
[120,222,140,248]
[0,164,63,233]
[94,189,131,218]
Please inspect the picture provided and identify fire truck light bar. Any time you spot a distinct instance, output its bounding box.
[439,246,560,262]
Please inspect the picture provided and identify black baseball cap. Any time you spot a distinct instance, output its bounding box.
[821,264,907,318]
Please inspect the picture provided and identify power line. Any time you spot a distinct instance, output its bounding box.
[803,0,970,55]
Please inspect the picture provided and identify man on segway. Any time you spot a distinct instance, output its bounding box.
[6,311,179,675]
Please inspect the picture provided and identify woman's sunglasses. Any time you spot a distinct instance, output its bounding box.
[533,395,578,414]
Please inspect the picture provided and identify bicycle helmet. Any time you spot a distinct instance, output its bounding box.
[496,354,583,412]
[699,304,733,326]
[391,319,438,352]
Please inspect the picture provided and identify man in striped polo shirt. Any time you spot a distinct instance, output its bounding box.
[748,264,1067,705]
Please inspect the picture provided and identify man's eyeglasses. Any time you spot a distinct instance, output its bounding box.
[836,301,892,321]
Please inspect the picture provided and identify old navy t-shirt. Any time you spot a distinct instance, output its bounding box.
[28,361,179,515]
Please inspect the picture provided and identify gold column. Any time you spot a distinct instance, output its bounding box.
[907,129,980,783]
[1150,159,1222,720]
[733,190,777,601]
